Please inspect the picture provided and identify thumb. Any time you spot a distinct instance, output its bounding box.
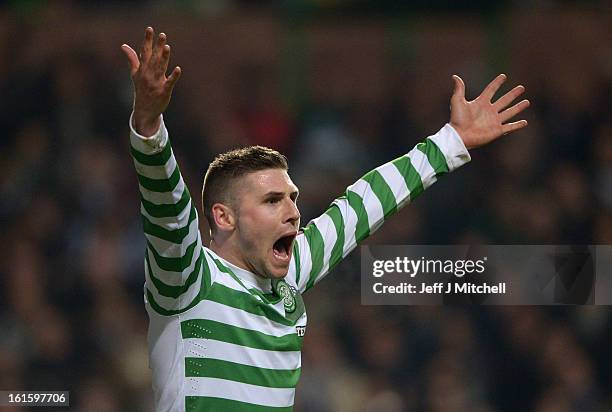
[121,44,140,76]
[451,74,466,102]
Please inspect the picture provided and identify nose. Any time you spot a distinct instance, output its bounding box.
[284,199,300,225]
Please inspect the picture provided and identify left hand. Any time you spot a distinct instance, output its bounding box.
[449,74,530,149]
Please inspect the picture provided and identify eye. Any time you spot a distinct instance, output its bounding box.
[267,198,281,204]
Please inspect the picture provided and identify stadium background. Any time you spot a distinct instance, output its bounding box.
[0,1,610,410]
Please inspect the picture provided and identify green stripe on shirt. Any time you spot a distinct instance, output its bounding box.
[130,141,172,166]
[346,191,370,242]
[146,286,203,316]
[185,396,293,412]
[147,236,199,272]
[185,357,300,388]
[417,138,450,176]
[137,165,181,192]
[292,242,301,286]
[304,223,324,291]
[146,250,204,298]
[391,156,424,201]
[361,170,397,218]
[141,187,191,218]
[181,319,303,352]
[325,206,345,271]
[204,283,294,327]
[142,206,197,244]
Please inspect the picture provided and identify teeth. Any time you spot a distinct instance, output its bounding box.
[273,235,294,261]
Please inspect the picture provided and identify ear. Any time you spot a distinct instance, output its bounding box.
[211,203,236,233]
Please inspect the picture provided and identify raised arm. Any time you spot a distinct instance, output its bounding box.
[123,27,211,315]
[292,74,530,293]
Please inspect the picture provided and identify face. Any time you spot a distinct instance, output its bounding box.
[230,168,300,279]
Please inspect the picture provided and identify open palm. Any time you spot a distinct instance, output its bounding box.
[450,74,530,149]
[121,27,182,137]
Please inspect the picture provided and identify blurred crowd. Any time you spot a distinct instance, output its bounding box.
[0,1,610,411]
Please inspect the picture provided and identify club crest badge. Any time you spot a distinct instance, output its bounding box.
[275,280,297,313]
[271,279,304,322]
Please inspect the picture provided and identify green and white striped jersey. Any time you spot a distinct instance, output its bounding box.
[130,116,470,411]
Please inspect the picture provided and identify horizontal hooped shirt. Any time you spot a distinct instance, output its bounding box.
[129,115,470,411]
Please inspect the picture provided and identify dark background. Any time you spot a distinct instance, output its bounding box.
[0,1,610,411]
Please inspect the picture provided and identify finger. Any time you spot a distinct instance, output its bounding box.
[153,32,167,63]
[140,26,154,63]
[121,44,140,76]
[502,120,528,135]
[481,73,507,102]
[500,99,530,123]
[165,66,182,90]
[159,44,171,76]
[451,74,466,102]
[493,85,525,111]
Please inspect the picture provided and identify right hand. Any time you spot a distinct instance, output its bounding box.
[121,27,182,137]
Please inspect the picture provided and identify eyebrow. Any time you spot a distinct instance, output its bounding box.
[263,190,299,199]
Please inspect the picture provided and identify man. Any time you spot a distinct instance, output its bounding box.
[122,27,529,411]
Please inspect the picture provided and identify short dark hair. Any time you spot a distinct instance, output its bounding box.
[202,145,288,233]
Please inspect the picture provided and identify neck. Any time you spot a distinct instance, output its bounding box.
[209,239,272,291]
[210,238,252,274]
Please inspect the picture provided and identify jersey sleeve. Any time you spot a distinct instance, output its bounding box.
[130,114,213,316]
[292,123,471,294]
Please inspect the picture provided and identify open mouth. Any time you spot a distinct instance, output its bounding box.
[272,232,297,263]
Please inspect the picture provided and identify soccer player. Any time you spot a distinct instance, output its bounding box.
[121,27,529,411]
